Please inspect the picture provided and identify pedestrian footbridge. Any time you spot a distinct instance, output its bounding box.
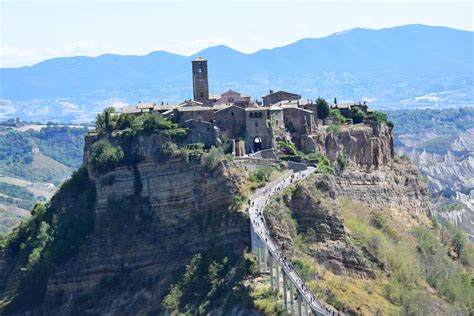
[249,166,339,316]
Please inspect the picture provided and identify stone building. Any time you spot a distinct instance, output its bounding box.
[262,90,301,106]
[214,105,246,139]
[119,57,375,156]
[184,119,220,146]
[192,57,210,103]
[214,89,251,107]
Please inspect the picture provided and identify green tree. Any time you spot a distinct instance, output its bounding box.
[453,230,468,258]
[115,113,135,130]
[316,97,330,120]
[95,107,117,133]
[351,107,366,124]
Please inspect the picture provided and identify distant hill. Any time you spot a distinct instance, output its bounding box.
[0,24,473,122]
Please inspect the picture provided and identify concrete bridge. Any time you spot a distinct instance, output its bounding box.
[249,166,339,316]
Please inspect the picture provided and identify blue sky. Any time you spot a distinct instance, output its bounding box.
[1,0,472,67]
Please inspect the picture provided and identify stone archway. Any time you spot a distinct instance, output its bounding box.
[253,136,263,152]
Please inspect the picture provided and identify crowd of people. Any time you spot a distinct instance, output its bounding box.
[248,168,340,316]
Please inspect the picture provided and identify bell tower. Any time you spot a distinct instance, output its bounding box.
[192,57,209,102]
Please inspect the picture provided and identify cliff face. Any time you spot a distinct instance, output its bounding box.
[314,121,394,167]
[1,133,250,315]
[264,122,433,280]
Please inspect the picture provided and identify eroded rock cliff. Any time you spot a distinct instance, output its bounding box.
[1,133,251,315]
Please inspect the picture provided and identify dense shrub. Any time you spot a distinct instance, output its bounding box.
[329,109,346,124]
[351,107,366,124]
[90,140,124,172]
[367,110,390,124]
[201,146,226,171]
[277,140,297,156]
[143,113,178,132]
[336,152,348,172]
[327,124,341,134]
[115,113,135,130]
[249,166,274,187]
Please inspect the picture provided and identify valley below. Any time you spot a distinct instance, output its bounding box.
[389,107,474,240]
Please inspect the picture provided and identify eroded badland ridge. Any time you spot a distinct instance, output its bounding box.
[0,59,473,315]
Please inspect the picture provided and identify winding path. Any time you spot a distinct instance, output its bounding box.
[248,165,337,316]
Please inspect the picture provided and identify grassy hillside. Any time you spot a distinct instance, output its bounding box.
[0,125,88,236]
[0,126,87,184]
[262,181,474,314]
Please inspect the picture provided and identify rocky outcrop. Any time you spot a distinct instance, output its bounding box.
[1,133,251,315]
[313,121,394,168]
[263,175,375,277]
[332,162,433,224]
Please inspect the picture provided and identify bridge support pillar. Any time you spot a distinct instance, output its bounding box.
[264,246,268,272]
[269,253,274,290]
[297,292,302,316]
[290,282,294,315]
[276,264,280,293]
[257,246,262,273]
[304,301,308,316]
[283,272,288,310]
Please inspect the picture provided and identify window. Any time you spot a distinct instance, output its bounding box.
[200,92,203,98]
[231,112,234,116]
[198,62,203,73]
[276,120,279,125]
[255,122,258,127]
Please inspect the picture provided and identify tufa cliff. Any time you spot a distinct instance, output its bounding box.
[0,132,251,314]
[1,121,471,315]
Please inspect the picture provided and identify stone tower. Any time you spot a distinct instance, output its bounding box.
[192,57,209,102]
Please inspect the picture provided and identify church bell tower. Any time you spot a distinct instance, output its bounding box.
[192,57,209,102]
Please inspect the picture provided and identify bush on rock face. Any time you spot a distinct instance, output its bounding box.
[90,140,124,172]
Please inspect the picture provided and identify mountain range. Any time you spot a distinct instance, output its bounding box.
[0,24,473,122]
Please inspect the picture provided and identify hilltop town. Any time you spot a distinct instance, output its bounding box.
[119,57,389,158]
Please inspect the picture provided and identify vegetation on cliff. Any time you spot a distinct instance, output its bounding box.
[276,139,333,174]
[94,107,187,142]
[162,252,259,314]
[0,167,96,312]
[259,174,474,315]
